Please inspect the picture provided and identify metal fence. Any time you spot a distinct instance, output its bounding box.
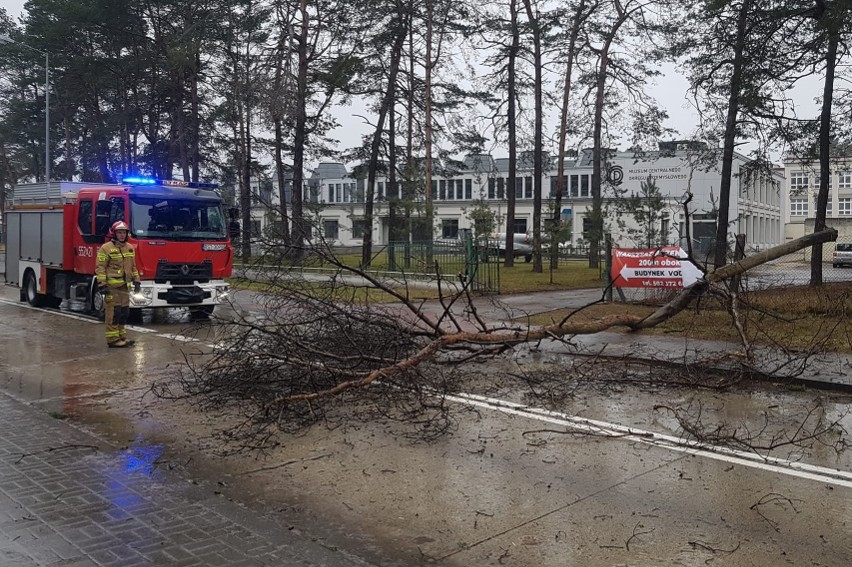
[739,236,852,290]
[384,239,500,294]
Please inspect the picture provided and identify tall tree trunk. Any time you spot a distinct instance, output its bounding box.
[274,119,291,245]
[521,0,543,273]
[714,0,751,269]
[590,4,630,269]
[810,6,839,286]
[504,0,519,267]
[551,0,585,270]
[423,0,435,241]
[290,0,311,259]
[388,95,399,243]
[404,15,415,243]
[191,50,201,182]
[362,10,408,267]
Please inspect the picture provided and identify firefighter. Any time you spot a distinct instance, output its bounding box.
[95,221,141,348]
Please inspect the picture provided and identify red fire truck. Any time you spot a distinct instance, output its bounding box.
[4,178,233,318]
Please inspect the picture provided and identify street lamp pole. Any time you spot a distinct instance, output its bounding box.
[0,34,49,183]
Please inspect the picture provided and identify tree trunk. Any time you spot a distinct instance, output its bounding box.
[810,9,839,286]
[590,2,633,269]
[362,11,408,267]
[504,0,519,267]
[240,79,253,261]
[551,0,585,271]
[289,0,311,259]
[191,50,201,182]
[423,0,435,242]
[713,0,751,269]
[521,0,543,273]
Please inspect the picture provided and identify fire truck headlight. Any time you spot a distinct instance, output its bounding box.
[130,288,153,306]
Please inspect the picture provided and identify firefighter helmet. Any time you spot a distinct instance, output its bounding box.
[108,220,130,239]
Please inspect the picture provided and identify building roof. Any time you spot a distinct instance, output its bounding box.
[310,162,349,180]
[462,154,497,172]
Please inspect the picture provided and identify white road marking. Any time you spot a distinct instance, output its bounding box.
[3,295,851,488]
[447,392,852,489]
[0,298,99,324]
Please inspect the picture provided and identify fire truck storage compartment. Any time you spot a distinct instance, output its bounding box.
[4,208,64,286]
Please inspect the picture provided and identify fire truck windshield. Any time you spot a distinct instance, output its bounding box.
[130,197,227,240]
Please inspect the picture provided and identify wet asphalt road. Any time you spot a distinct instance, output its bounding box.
[1,264,852,565]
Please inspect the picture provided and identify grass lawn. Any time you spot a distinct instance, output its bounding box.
[528,282,852,354]
[237,252,606,295]
[499,259,604,293]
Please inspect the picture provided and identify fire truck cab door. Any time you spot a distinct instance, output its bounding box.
[74,196,126,274]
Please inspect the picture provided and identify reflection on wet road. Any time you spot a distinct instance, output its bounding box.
[1,283,851,566]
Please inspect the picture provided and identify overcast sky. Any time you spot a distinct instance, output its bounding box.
[3,0,25,21]
[5,0,820,164]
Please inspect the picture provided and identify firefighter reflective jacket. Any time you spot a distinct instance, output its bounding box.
[96,240,140,288]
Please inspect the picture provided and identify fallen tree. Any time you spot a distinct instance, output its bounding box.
[154,228,839,446]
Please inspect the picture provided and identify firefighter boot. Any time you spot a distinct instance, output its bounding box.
[109,339,128,348]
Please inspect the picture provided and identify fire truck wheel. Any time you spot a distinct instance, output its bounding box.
[23,270,45,308]
[89,281,105,320]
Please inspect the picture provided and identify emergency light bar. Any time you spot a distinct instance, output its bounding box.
[120,176,219,190]
[122,176,157,184]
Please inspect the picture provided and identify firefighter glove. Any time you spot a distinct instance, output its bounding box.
[133,282,141,293]
[98,284,108,295]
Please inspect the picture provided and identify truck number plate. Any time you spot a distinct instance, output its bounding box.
[203,244,226,251]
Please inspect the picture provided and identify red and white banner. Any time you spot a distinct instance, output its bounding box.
[611,246,702,289]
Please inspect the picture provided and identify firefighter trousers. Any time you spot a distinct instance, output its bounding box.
[104,285,130,345]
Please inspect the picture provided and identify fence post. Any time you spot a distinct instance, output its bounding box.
[387,241,396,271]
[605,235,613,303]
[464,232,475,289]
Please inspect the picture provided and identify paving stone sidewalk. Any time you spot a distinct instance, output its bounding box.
[0,392,374,567]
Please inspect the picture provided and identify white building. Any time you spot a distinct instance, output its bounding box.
[783,154,852,242]
[305,143,783,254]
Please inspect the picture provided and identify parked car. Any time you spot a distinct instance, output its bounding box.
[483,233,533,263]
[833,243,852,267]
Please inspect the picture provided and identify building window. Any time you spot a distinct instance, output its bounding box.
[328,184,335,203]
[826,200,833,217]
[465,179,473,200]
[439,180,447,200]
[790,198,808,216]
[570,175,579,197]
[352,219,367,239]
[497,178,505,199]
[513,218,528,234]
[839,198,852,216]
[839,171,852,190]
[442,219,459,239]
[790,172,808,194]
[323,220,339,240]
[515,178,523,199]
[580,175,590,197]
